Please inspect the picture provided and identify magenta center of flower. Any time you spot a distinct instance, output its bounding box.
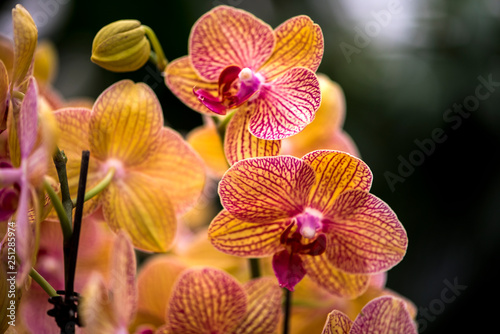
[295,208,323,239]
[194,66,264,115]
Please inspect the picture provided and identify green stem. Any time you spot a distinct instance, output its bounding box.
[52,147,73,232]
[43,178,72,240]
[30,268,59,297]
[71,167,115,207]
[249,258,261,279]
[143,25,168,71]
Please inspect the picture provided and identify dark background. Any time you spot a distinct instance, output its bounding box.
[2,0,499,332]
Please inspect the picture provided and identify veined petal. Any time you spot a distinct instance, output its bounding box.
[164,56,219,114]
[350,296,418,334]
[260,16,323,80]
[0,61,8,129]
[302,150,372,212]
[189,6,275,81]
[80,273,118,333]
[0,36,14,79]
[135,256,187,329]
[167,267,248,334]
[101,172,176,252]
[321,310,353,334]
[89,80,164,166]
[225,106,281,166]
[249,67,321,140]
[301,251,370,298]
[11,5,37,88]
[208,209,287,257]
[323,190,407,274]
[135,127,206,215]
[233,277,283,334]
[52,108,102,216]
[219,156,316,222]
[110,231,137,327]
[19,77,37,159]
[187,119,228,178]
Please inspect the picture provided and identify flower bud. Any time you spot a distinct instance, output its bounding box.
[91,20,150,72]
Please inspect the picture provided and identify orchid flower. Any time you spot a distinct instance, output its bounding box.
[209,151,408,296]
[0,77,48,285]
[165,5,323,140]
[282,73,360,158]
[52,80,205,252]
[321,296,417,334]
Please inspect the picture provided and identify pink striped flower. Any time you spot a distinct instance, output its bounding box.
[322,296,417,334]
[165,5,323,140]
[209,151,408,296]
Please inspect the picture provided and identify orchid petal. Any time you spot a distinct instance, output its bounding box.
[301,251,370,298]
[187,120,228,178]
[260,16,323,80]
[19,77,37,158]
[0,61,8,128]
[110,231,137,327]
[272,249,306,291]
[208,209,287,257]
[323,190,407,274]
[233,277,283,334]
[89,80,163,166]
[164,56,219,114]
[11,5,37,88]
[302,150,372,213]
[33,41,58,87]
[321,310,353,334]
[14,172,32,286]
[52,108,102,216]
[167,267,248,334]
[101,172,176,252]
[0,36,14,79]
[249,67,321,140]
[219,156,315,223]
[189,6,274,81]
[80,273,117,333]
[224,106,281,166]
[135,127,206,215]
[136,256,187,329]
[350,296,418,334]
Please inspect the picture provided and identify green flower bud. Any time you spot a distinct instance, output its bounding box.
[91,20,151,72]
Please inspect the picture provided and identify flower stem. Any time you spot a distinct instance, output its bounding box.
[283,289,292,334]
[71,167,115,207]
[43,177,72,241]
[143,25,168,71]
[30,268,59,297]
[52,147,74,231]
[249,258,261,279]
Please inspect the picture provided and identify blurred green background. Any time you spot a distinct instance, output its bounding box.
[2,0,499,332]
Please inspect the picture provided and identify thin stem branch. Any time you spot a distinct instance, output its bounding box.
[52,147,73,231]
[30,268,59,297]
[248,258,261,279]
[71,167,115,207]
[283,289,292,334]
[143,25,168,71]
[43,177,72,241]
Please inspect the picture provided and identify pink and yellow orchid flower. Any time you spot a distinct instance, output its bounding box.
[52,80,205,252]
[322,295,417,334]
[209,150,408,296]
[165,5,323,140]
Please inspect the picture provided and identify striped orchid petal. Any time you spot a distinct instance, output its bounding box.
[189,6,274,81]
[350,296,417,334]
[164,56,219,114]
[89,80,163,166]
[208,209,288,257]
[101,172,176,252]
[224,106,281,165]
[11,5,37,88]
[233,277,283,334]
[323,190,408,274]
[260,16,323,81]
[0,60,8,129]
[248,67,321,140]
[322,310,353,334]
[167,267,248,334]
[18,77,37,159]
[302,151,372,213]
[219,156,315,223]
[301,251,370,298]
